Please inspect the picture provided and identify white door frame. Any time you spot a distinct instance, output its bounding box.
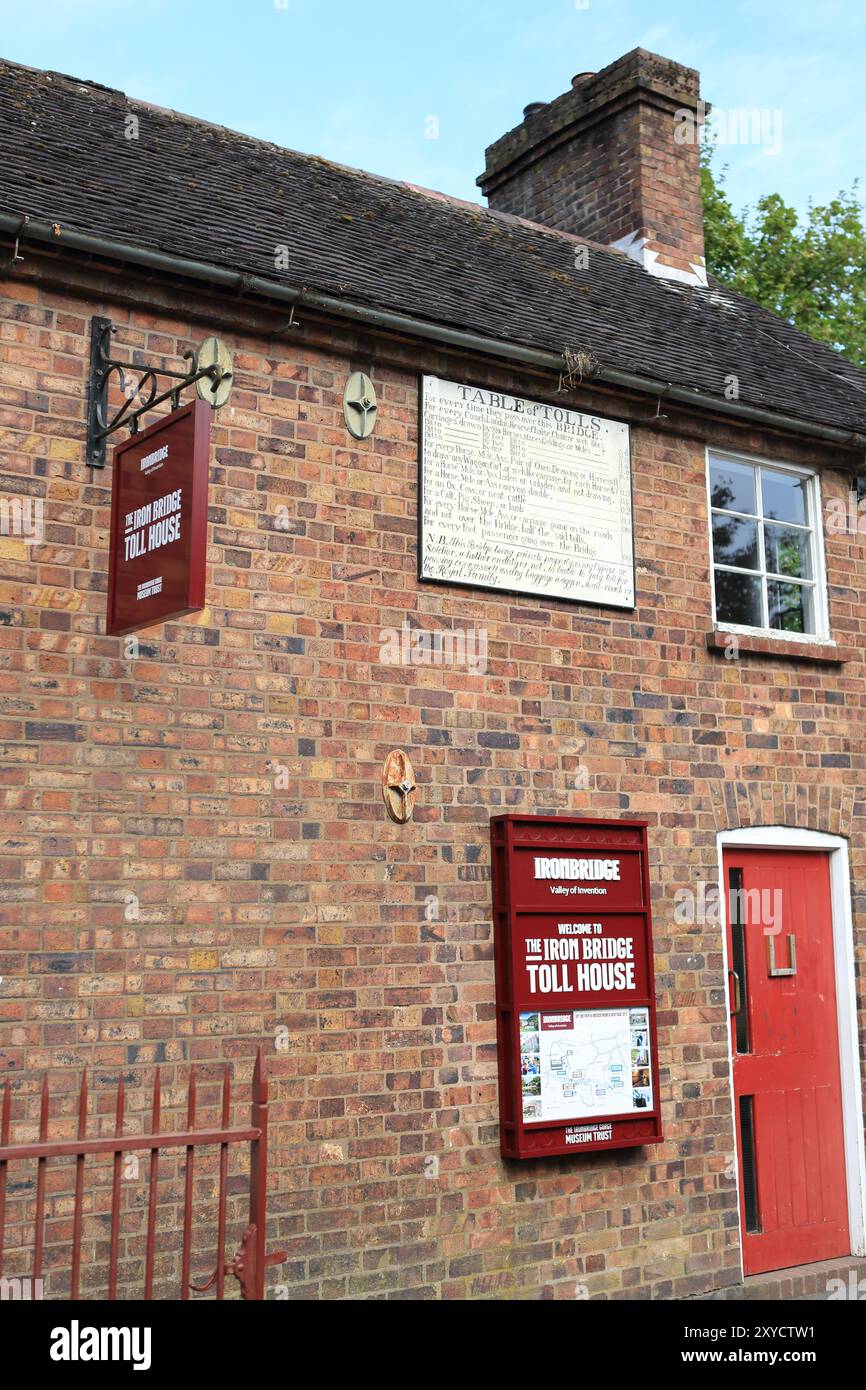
[716,826,866,1272]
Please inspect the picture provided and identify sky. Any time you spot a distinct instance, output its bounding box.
[1,0,864,223]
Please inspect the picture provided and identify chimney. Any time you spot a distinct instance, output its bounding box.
[477,49,707,286]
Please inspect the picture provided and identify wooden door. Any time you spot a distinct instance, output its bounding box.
[723,848,849,1275]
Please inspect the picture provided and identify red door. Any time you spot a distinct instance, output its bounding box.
[723,848,849,1275]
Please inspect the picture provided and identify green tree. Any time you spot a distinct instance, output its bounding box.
[700,148,866,368]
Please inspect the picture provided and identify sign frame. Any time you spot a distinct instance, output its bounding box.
[106,399,210,637]
[490,813,663,1159]
[417,373,636,611]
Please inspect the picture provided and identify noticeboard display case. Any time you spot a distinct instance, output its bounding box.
[490,814,663,1159]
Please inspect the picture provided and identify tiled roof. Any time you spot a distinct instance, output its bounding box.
[3,58,866,435]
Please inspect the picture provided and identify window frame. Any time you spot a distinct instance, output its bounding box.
[705,447,832,643]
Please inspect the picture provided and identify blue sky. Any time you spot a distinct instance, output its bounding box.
[3,0,864,222]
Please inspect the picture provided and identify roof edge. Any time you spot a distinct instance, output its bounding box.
[2,211,864,452]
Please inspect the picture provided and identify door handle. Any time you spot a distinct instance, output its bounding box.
[767,933,796,978]
[728,969,742,1015]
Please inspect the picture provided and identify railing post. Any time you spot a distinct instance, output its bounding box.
[0,1053,283,1301]
[248,1047,268,1300]
[0,1079,10,1278]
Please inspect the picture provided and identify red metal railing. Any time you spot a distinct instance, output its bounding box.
[0,1046,285,1300]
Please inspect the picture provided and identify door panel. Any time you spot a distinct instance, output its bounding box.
[724,848,849,1275]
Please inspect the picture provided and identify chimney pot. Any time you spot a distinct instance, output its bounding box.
[522,102,548,118]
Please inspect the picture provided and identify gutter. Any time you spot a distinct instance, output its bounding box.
[3,211,865,451]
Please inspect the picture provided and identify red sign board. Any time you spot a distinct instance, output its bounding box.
[106,400,210,636]
[490,814,662,1158]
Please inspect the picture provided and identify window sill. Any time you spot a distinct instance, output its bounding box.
[706,630,849,665]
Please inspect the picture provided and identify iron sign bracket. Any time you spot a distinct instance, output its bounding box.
[86,316,233,468]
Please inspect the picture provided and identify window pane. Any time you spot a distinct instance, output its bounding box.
[767,580,814,634]
[714,570,763,627]
[710,458,757,514]
[712,514,759,569]
[764,522,812,580]
[761,468,808,526]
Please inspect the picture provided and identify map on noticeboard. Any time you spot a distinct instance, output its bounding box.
[518,1007,652,1124]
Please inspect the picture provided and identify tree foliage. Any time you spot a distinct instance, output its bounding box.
[700,148,866,368]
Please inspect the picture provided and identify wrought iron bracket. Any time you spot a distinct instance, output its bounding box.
[228,1223,287,1300]
[190,1224,287,1300]
[86,316,234,468]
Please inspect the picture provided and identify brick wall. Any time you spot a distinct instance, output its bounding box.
[1,261,864,1299]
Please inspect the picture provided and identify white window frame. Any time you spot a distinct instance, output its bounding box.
[705,447,832,643]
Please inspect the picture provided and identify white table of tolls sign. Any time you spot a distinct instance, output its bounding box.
[420,375,634,608]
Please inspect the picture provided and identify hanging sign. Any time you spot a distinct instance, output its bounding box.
[419,375,633,607]
[106,400,210,636]
[490,814,662,1158]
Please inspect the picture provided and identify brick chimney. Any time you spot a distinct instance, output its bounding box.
[477,48,707,286]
